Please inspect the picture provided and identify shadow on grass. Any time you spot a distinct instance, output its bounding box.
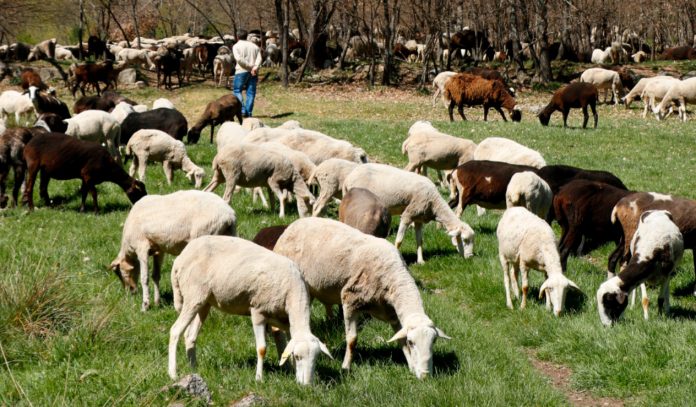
[672,280,696,297]
[526,286,587,314]
[402,248,461,265]
[668,305,696,321]
[251,112,294,119]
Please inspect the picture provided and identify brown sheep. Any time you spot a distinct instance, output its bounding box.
[20,68,48,91]
[538,82,598,128]
[187,94,243,144]
[660,46,696,60]
[443,73,521,122]
[0,127,46,208]
[338,188,391,238]
[252,225,289,250]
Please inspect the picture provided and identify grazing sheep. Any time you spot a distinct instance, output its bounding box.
[343,163,474,264]
[168,235,331,383]
[204,143,314,218]
[431,71,457,107]
[252,225,288,250]
[28,38,56,60]
[591,47,613,64]
[54,46,76,61]
[402,121,476,183]
[152,98,175,109]
[213,53,234,87]
[22,132,146,212]
[660,46,696,60]
[505,171,552,219]
[339,188,391,238]
[653,77,696,121]
[111,190,236,311]
[579,67,624,105]
[64,110,122,163]
[444,73,521,122]
[0,127,44,208]
[597,210,683,325]
[110,101,134,123]
[274,217,451,378]
[260,141,316,183]
[117,48,155,70]
[631,50,647,63]
[273,129,368,165]
[473,137,546,168]
[309,158,360,217]
[0,90,35,125]
[621,76,677,109]
[187,94,243,144]
[126,129,205,188]
[538,82,598,128]
[242,117,265,131]
[497,206,581,316]
[27,86,71,120]
[641,77,681,119]
[69,60,120,97]
[215,121,249,149]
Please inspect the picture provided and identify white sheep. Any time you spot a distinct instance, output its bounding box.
[631,50,647,63]
[621,76,676,109]
[110,190,237,311]
[242,117,265,131]
[591,47,612,64]
[64,109,122,163]
[261,141,316,183]
[309,158,360,216]
[496,206,581,316]
[343,163,474,264]
[215,121,249,149]
[274,217,451,378]
[213,53,234,87]
[402,121,476,185]
[126,129,205,188]
[653,77,696,121]
[641,76,680,118]
[110,101,134,123]
[0,90,35,125]
[132,104,148,113]
[277,119,301,129]
[204,143,314,218]
[474,137,546,168]
[579,67,623,105]
[54,46,76,61]
[274,129,368,165]
[431,71,457,107]
[243,126,294,144]
[597,210,683,326]
[168,235,331,383]
[117,48,155,70]
[152,98,175,110]
[505,171,553,219]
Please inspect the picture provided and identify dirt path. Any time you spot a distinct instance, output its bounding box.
[526,350,625,407]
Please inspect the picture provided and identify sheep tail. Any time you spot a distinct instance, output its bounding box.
[610,205,619,224]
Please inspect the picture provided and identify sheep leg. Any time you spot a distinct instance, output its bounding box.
[448,100,456,122]
[520,264,529,310]
[501,256,514,309]
[457,102,467,121]
[221,178,237,204]
[640,283,649,320]
[79,181,90,212]
[128,156,138,178]
[39,169,50,205]
[658,277,672,315]
[152,252,164,307]
[431,88,440,107]
[562,109,570,128]
[509,262,520,300]
[582,106,589,129]
[266,187,275,212]
[23,166,38,210]
[267,179,285,218]
[494,106,508,122]
[394,214,412,250]
[137,247,151,311]
[0,170,7,208]
[591,102,598,128]
[184,304,210,371]
[414,222,425,264]
[168,303,201,379]
[210,123,214,144]
[11,165,24,208]
[253,187,269,208]
[340,303,359,370]
[312,187,336,217]
[250,309,268,381]
[483,106,489,121]
[162,161,174,185]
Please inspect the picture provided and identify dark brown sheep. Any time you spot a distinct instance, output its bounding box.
[69,60,118,97]
[22,132,147,212]
[20,68,48,91]
[187,94,243,144]
[0,127,45,208]
[251,225,289,250]
[73,91,138,114]
[464,67,515,96]
[660,46,696,60]
[444,73,521,122]
[338,188,391,238]
[538,82,598,128]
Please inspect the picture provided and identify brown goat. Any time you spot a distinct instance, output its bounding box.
[444,73,521,122]
[187,94,243,144]
[339,188,391,238]
[69,60,119,97]
[660,46,696,61]
[251,225,289,251]
[538,82,598,128]
[23,132,147,212]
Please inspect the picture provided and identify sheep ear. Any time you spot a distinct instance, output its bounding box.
[319,342,333,359]
[539,280,549,299]
[279,339,295,366]
[568,279,581,291]
[640,210,654,223]
[435,328,452,340]
[387,328,408,343]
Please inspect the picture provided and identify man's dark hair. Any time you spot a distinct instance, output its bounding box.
[236,30,248,41]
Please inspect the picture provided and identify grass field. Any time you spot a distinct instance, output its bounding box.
[2,75,696,406]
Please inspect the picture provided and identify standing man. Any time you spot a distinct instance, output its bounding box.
[232,30,262,118]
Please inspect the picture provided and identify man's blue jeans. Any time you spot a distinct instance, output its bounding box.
[233,71,258,117]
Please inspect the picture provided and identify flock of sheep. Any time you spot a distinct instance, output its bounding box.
[1,51,695,387]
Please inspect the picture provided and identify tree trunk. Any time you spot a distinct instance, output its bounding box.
[534,0,552,82]
[381,0,399,86]
[130,0,141,49]
[78,0,85,60]
[274,0,289,87]
[507,0,524,70]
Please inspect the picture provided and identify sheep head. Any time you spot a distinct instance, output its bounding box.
[387,317,451,379]
[109,256,139,294]
[539,273,581,317]
[537,107,551,126]
[186,167,205,189]
[596,276,628,326]
[279,334,332,385]
[186,127,201,144]
[126,180,147,204]
[449,222,474,258]
[511,107,522,122]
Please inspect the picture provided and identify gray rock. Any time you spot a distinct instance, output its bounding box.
[118,68,137,86]
[229,393,267,407]
[135,80,147,89]
[166,374,212,404]
[39,67,60,82]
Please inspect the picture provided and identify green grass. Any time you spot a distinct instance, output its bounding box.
[2,79,696,406]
